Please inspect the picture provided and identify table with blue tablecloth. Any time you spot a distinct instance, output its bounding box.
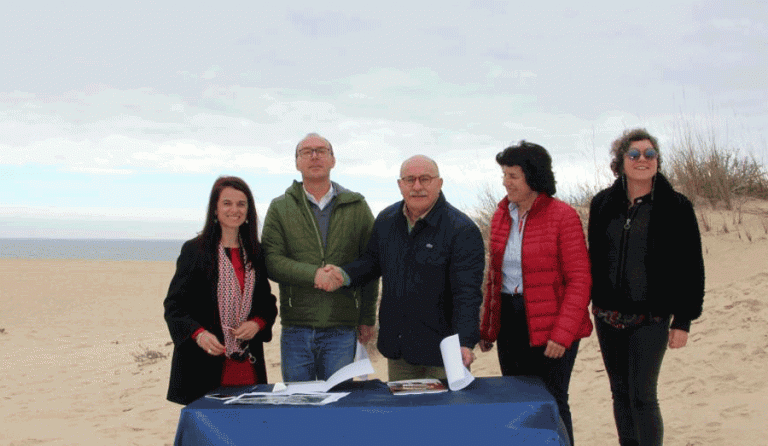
[174,376,569,446]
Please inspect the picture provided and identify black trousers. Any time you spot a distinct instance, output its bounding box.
[497,293,579,446]
[595,317,669,446]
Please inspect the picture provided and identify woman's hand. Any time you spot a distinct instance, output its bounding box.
[232,321,261,342]
[544,340,566,359]
[668,328,688,349]
[196,330,225,356]
[479,340,494,352]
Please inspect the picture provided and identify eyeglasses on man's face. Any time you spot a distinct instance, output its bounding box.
[297,147,332,158]
[399,175,438,186]
[626,148,658,161]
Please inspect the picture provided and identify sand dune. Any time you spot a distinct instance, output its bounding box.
[1,204,766,445]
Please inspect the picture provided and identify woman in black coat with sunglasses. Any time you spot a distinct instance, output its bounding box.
[588,128,705,446]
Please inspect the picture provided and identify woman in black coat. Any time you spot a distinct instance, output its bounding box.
[588,129,705,445]
[164,176,277,405]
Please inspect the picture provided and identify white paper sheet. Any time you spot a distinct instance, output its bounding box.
[439,334,475,391]
[354,341,369,381]
[271,343,375,395]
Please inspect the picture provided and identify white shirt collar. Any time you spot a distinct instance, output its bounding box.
[304,183,335,211]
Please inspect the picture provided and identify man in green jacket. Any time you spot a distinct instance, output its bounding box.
[261,133,378,382]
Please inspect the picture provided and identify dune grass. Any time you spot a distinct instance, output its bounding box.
[666,124,768,209]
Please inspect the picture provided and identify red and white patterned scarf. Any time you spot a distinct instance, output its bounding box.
[217,243,255,358]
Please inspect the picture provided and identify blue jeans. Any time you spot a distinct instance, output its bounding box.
[280,325,356,382]
[595,318,669,446]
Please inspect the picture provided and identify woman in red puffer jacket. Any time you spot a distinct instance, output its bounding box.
[479,141,592,446]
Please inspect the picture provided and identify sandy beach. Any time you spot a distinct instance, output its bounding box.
[1,202,767,445]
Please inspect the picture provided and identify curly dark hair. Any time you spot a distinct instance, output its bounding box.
[609,128,661,177]
[495,140,557,196]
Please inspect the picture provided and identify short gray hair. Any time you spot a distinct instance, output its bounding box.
[400,154,440,177]
[295,133,333,157]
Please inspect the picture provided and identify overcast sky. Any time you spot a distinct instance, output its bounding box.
[1,1,766,239]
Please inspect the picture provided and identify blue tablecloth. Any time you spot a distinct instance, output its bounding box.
[174,376,569,445]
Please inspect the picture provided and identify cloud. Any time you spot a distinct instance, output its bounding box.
[201,66,222,80]
[69,167,135,175]
[0,205,201,221]
[1,2,768,239]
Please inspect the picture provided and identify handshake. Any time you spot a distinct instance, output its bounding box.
[314,264,345,292]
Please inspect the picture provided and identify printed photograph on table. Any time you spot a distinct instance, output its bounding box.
[387,379,448,395]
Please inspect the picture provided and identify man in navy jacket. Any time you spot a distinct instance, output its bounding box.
[324,155,485,381]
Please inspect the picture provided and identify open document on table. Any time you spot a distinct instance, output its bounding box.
[223,342,375,404]
[222,334,474,405]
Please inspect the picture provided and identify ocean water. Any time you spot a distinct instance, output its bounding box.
[0,238,185,262]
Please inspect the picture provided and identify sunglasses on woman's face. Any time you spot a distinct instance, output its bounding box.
[626,148,658,161]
